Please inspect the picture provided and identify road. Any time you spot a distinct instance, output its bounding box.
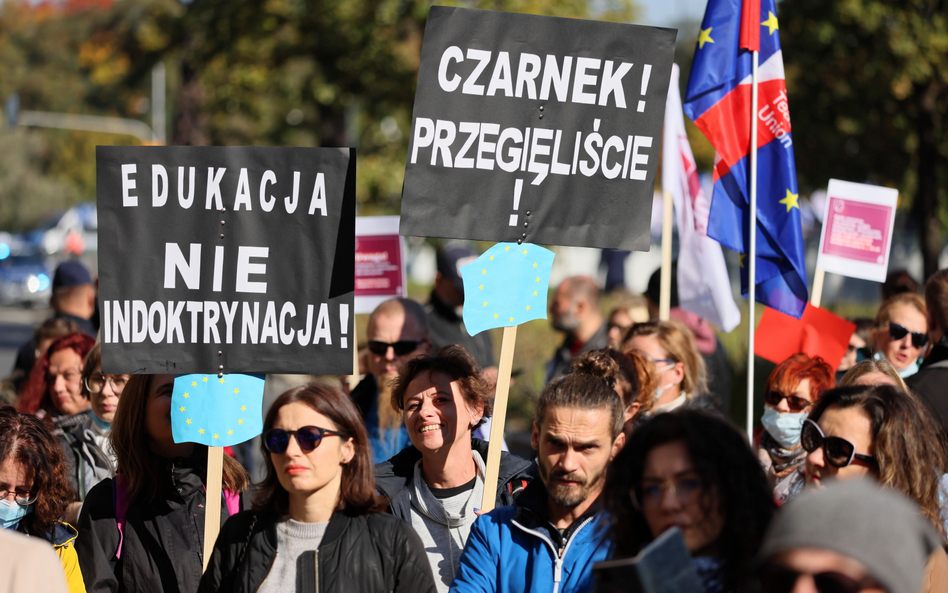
[0,305,50,376]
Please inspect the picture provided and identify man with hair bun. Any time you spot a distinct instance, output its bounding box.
[908,269,948,437]
[450,364,625,593]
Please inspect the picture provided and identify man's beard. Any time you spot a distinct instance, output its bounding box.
[551,307,581,334]
[377,373,402,431]
[540,459,606,509]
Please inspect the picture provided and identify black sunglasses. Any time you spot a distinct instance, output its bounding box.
[760,564,878,593]
[801,419,876,468]
[366,340,423,356]
[764,390,811,413]
[886,321,929,349]
[263,426,349,454]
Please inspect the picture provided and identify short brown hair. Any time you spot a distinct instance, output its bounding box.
[623,320,708,396]
[389,345,493,425]
[0,406,73,533]
[111,375,248,503]
[535,370,624,439]
[253,383,384,517]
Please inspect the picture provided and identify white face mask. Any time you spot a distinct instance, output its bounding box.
[655,363,677,398]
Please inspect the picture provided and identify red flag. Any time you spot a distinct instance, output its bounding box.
[740,0,761,51]
[754,304,855,368]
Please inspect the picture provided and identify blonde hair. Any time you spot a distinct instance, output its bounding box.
[623,320,708,397]
[838,358,910,392]
[872,293,928,351]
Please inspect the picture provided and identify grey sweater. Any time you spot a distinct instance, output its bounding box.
[408,451,486,592]
[258,518,329,593]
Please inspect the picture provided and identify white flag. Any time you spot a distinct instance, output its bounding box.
[662,64,741,332]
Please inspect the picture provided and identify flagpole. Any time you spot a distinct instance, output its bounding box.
[746,50,759,438]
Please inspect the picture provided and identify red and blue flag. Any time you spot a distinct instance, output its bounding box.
[683,0,808,318]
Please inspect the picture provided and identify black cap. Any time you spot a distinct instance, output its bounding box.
[52,261,92,289]
[436,245,478,292]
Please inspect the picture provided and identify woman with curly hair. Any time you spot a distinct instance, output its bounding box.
[0,405,85,592]
[604,410,775,593]
[199,382,436,593]
[75,375,249,593]
[755,353,835,505]
[802,383,948,590]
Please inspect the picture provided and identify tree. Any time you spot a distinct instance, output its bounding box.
[779,0,948,278]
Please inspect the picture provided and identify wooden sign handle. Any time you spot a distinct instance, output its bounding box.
[810,268,825,308]
[203,446,224,572]
[480,325,518,512]
[659,190,674,321]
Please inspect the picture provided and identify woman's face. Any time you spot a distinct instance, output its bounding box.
[607,310,633,348]
[805,405,875,486]
[270,402,353,499]
[403,371,481,458]
[0,457,32,506]
[47,348,88,416]
[87,365,127,423]
[639,440,724,555]
[765,378,812,415]
[874,304,927,371]
[627,334,684,404]
[145,374,177,451]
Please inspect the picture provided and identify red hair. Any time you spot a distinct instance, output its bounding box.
[765,352,835,402]
[17,332,96,416]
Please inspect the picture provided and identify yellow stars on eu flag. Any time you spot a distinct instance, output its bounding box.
[482,269,487,274]
[526,305,531,311]
[228,430,234,436]
[172,373,265,448]
[494,313,499,318]
[203,376,208,383]
[533,291,538,296]
[779,189,800,212]
[761,12,779,35]
[199,428,205,434]
[238,419,244,425]
[509,317,514,322]
[179,406,185,412]
[213,434,219,440]
[241,405,247,411]
[479,284,484,290]
[183,392,189,398]
[234,388,240,394]
[219,377,225,384]
[483,301,488,306]
[186,419,192,425]
[522,249,528,255]
[489,255,494,261]
[504,246,510,251]
[698,27,714,49]
[191,381,197,387]
[533,262,538,268]
[535,277,540,282]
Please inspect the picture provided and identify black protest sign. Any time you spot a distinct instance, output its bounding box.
[400,7,676,251]
[97,146,355,375]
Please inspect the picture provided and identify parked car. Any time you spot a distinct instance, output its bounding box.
[0,248,51,307]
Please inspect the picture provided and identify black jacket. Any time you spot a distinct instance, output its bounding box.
[197,510,437,593]
[373,438,536,519]
[908,339,948,437]
[75,447,232,593]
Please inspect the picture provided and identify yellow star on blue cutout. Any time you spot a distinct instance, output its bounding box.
[219,378,225,384]
[179,406,185,412]
[489,256,494,261]
[183,392,189,398]
[234,388,239,394]
[762,12,778,35]
[191,381,197,387]
[202,377,208,383]
[199,428,205,434]
[779,189,800,212]
[186,419,191,425]
[698,27,714,49]
[238,419,243,425]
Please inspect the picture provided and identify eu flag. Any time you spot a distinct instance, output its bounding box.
[683,0,808,318]
[171,373,265,447]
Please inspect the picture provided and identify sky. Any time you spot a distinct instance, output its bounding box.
[637,0,707,29]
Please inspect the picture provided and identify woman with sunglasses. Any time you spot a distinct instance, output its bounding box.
[801,384,948,591]
[76,375,249,593]
[0,405,86,592]
[604,410,775,593]
[59,345,127,514]
[199,382,436,593]
[756,354,835,505]
[622,320,712,414]
[869,293,929,379]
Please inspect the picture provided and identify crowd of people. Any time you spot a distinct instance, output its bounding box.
[3,253,948,593]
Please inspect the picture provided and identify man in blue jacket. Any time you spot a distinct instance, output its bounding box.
[449,361,626,593]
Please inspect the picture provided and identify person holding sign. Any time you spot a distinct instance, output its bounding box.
[75,374,249,593]
[868,293,929,379]
[199,383,436,593]
[604,410,775,593]
[351,298,432,463]
[450,368,625,593]
[374,345,535,592]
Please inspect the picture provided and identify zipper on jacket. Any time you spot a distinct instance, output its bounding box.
[255,551,278,593]
[511,514,596,593]
[314,549,319,593]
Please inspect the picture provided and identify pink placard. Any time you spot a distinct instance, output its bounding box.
[821,198,892,265]
[355,235,404,297]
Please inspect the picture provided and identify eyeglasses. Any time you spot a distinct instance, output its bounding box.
[764,390,812,413]
[84,373,129,395]
[801,419,877,468]
[366,340,423,356]
[0,488,36,507]
[760,564,878,593]
[263,426,349,454]
[631,472,704,510]
[885,322,928,349]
